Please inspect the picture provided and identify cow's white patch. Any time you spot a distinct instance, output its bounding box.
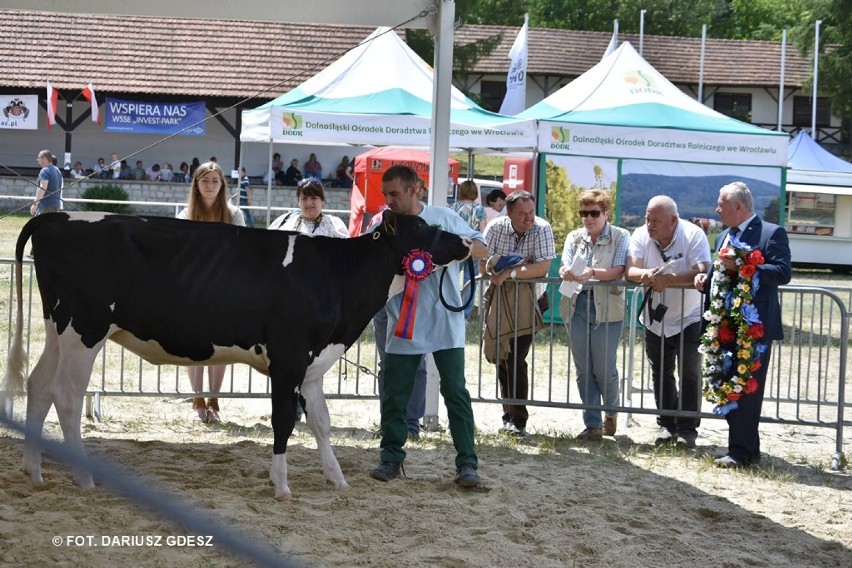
[281,235,297,268]
[304,343,345,384]
[67,211,114,223]
[387,274,404,302]
[108,326,271,375]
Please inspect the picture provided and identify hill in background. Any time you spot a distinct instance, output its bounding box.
[619,174,780,227]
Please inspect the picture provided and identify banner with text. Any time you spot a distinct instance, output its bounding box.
[240,107,536,150]
[105,98,206,135]
[1,94,38,130]
[540,122,787,167]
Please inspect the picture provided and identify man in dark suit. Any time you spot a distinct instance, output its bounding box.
[695,181,791,467]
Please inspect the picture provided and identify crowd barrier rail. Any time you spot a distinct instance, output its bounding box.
[2,260,848,470]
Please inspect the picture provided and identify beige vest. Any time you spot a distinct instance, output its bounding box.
[559,224,629,324]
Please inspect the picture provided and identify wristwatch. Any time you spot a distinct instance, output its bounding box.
[510,269,518,279]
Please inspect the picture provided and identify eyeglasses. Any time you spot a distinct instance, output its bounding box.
[579,210,602,218]
[297,178,323,189]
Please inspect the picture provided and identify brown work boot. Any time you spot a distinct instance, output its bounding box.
[603,416,617,437]
[576,427,603,441]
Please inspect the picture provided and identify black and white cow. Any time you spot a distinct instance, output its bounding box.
[1,211,471,500]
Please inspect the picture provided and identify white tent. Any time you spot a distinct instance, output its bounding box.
[519,42,788,168]
[785,131,852,271]
[240,27,536,151]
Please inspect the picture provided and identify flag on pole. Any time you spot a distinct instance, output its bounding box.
[602,19,619,60]
[81,82,99,124]
[498,14,529,116]
[46,81,59,130]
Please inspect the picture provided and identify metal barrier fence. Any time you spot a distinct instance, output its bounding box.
[2,259,848,469]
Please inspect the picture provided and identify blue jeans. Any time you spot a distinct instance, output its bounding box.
[241,206,255,228]
[373,307,426,433]
[569,292,623,429]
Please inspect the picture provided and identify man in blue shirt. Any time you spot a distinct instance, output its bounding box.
[30,149,63,216]
[370,165,488,487]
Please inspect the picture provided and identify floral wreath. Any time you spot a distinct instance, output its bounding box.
[699,234,766,415]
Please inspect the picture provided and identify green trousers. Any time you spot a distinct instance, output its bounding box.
[380,348,478,468]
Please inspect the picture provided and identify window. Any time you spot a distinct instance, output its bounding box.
[785,192,836,235]
[713,93,752,122]
[479,80,507,112]
[793,96,831,127]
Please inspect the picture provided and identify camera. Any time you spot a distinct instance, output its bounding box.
[649,301,668,323]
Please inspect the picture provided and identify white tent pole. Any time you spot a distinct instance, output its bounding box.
[428,0,454,209]
[778,30,787,132]
[812,20,822,138]
[424,0,455,432]
[639,9,646,56]
[698,24,706,104]
[266,140,273,227]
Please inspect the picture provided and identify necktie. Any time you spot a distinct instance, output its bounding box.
[729,227,740,237]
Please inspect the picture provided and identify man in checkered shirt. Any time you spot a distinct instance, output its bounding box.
[482,191,556,437]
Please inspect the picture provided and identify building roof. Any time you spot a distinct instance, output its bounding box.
[454,25,812,87]
[1,9,813,101]
[1,9,375,99]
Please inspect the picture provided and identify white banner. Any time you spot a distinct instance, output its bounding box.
[541,122,788,167]
[498,15,529,116]
[0,94,38,130]
[242,107,537,150]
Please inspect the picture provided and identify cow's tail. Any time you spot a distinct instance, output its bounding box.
[1,252,27,404]
[0,216,46,403]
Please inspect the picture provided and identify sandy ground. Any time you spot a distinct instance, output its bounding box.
[0,394,850,568]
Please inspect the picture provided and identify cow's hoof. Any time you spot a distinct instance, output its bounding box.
[331,480,351,491]
[274,492,293,502]
[24,472,45,486]
[80,484,97,495]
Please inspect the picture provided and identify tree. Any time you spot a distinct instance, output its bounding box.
[713,0,810,41]
[543,160,580,253]
[763,196,780,224]
[791,1,852,147]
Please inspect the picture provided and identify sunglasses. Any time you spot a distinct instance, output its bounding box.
[579,210,602,218]
[297,178,323,189]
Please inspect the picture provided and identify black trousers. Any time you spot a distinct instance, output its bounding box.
[644,322,702,434]
[497,333,534,429]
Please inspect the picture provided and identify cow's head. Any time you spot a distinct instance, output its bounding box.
[374,211,471,272]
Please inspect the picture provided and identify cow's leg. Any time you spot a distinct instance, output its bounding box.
[268,367,300,501]
[301,368,349,491]
[22,320,60,485]
[51,334,104,493]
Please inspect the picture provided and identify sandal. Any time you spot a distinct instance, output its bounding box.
[192,397,208,423]
[206,398,221,424]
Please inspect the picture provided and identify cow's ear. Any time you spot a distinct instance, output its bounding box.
[383,211,397,235]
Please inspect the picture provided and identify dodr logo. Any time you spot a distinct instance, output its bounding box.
[282,112,303,129]
[551,126,570,143]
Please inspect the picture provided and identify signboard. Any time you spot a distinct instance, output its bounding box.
[241,107,535,149]
[0,94,38,130]
[105,98,206,135]
[539,122,788,167]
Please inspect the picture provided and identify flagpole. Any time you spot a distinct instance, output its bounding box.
[639,10,646,56]
[812,19,822,138]
[698,24,707,104]
[777,30,786,132]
